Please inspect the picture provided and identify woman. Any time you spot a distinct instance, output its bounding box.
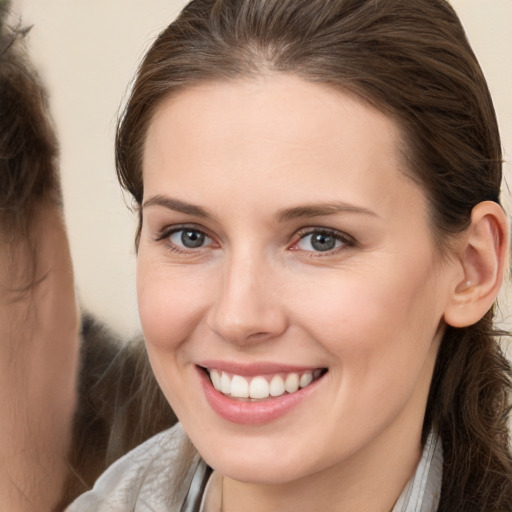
[68,0,511,511]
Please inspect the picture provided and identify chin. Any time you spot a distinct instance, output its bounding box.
[210,455,309,485]
[191,430,323,485]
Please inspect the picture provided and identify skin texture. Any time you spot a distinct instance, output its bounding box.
[0,204,79,512]
[136,75,499,512]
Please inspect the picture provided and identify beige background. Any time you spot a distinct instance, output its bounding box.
[9,0,512,340]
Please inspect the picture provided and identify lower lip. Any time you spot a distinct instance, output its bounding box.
[198,368,323,425]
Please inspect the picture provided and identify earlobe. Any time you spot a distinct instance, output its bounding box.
[444,201,509,328]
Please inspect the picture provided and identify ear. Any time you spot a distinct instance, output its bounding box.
[444,201,509,328]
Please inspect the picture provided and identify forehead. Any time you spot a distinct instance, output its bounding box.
[142,75,425,221]
[145,75,401,162]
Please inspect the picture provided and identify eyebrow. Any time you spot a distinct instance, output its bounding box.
[142,195,210,218]
[276,203,378,222]
[142,195,378,222]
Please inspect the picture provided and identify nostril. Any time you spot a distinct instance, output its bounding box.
[207,310,288,345]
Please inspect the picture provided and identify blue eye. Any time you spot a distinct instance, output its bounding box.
[169,229,211,249]
[296,230,347,252]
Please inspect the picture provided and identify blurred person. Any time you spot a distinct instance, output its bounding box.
[0,4,175,509]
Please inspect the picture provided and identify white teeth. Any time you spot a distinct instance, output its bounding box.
[249,376,269,399]
[220,372,231,394]
[269,375,285,397]
[300,372,313,388]
[231,375,249,398]
[210,369,221,390]
[208,369,323,399]
[284,373,300,393]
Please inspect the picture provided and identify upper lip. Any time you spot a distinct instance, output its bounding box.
[197,360,326,377]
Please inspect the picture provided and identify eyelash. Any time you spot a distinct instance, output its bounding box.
[292,228,356,256]
[154,225,215,255]
[154,225,356,256]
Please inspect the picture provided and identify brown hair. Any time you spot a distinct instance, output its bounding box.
[0,7,61,236]
[59,314,177,507]
[116,0,511,510]
[0,4,62,298]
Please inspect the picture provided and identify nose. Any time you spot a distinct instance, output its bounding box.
[206,252,288,345]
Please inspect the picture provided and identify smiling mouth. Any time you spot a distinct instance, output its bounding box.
[204,368,328,400]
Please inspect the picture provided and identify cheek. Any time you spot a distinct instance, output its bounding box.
[136,257,208,353]
[291,258,444,368]
[136,257,210,417]
[288,264,444,443]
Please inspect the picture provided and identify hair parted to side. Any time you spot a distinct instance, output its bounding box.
[116,1,511,510]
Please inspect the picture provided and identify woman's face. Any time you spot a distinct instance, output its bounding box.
[138,76,459,484]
